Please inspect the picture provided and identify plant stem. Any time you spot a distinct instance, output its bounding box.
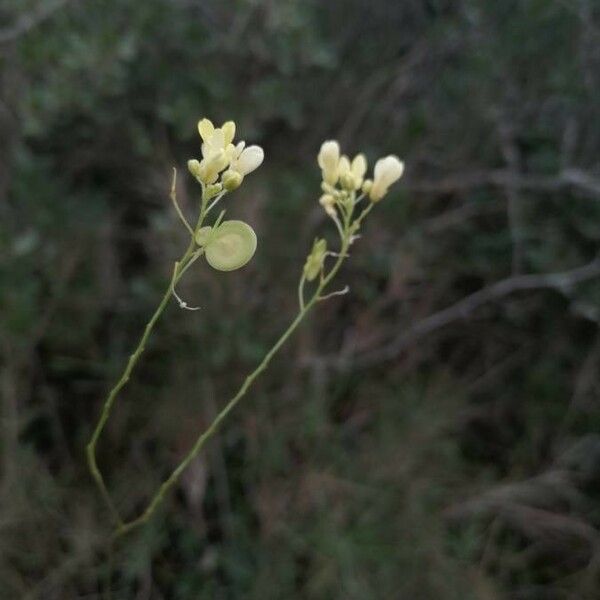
[87,196,206,524]
[88,180,371,538]
[113,234,352,540]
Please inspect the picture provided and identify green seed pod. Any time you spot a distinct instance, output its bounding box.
[204,220,257,272]
[303,238,327,281]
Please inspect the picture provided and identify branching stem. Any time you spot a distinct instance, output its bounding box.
[88,178,370,541]
[113,230,352,540]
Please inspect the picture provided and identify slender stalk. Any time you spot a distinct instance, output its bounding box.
[169,169,194,236]
[88,174,374,540]
[298,274,306,310]
[113,231,353,540]
[86,242,195,525]
[87,193,207,523]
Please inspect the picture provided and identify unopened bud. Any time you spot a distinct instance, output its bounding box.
[188,159,202,179]
[222,169,243,191]
[340,172,356,191]
[204,183,223,200]
[361,179,373,195]
[319,193,337,217]
[319,193,335,207]
[321,182,337,195]
[195,226,212,246]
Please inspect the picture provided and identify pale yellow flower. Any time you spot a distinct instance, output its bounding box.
[319,193,337,217]
[192,118,263,186]
[230,142,264,176]
[369,155,404,201]
[338,153,367,190]
[318,140,340,186]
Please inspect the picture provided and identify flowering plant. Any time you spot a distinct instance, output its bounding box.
[87,120,404,539]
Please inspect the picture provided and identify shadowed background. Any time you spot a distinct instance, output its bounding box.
[1,0,600,598]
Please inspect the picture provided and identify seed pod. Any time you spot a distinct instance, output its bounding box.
[303,238,327,281]
[204,220,257,272]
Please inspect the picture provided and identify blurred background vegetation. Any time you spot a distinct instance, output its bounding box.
[1,0,600,598]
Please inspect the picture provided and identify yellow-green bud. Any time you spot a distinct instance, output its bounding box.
[222,169,243,191]
[319,193,337,217]
[321,182,337,195]
[340,191,353,211]
[188,159,202,179]
[204,183,223,200]
[340,172,356,191]
[361,179,373,195]
[303,238,327,281]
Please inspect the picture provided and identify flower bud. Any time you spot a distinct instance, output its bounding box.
[369,156,404,202]
[195,226,212,246]
[304,238,327,281]
[188,159,202,179]
[232,146,264,176]
[321,182,337,195]
[351,154,367,189]
[222,169,243,191]
[204,183,223,199]
[319,193,337,217]
[340,172,357,191]
[318,140,340,186]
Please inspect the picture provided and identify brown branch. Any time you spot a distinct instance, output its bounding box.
[444,470,585,522]
[326,256,600,370]
[420,199,504,234]
[404,168,600,200]
[496,115,525,274]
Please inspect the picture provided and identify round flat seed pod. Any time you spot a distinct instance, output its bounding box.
[205,220,257,271]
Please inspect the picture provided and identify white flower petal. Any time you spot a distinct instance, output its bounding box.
[236,145,264,175]
[370,156,404,200]
[374,155,404,188]
[234,140,246,159]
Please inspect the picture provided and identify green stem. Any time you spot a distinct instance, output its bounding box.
[87,199,207,524]
[89,180,372,538]
[298,274,306,310]
[114,233,352,540]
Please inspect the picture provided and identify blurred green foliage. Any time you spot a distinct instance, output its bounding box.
[1,0,600,598]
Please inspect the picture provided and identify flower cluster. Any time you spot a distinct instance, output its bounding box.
[295,140,405,297]
[169,118,267,278]
[187,118,264,194]
[317,141,404,221]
